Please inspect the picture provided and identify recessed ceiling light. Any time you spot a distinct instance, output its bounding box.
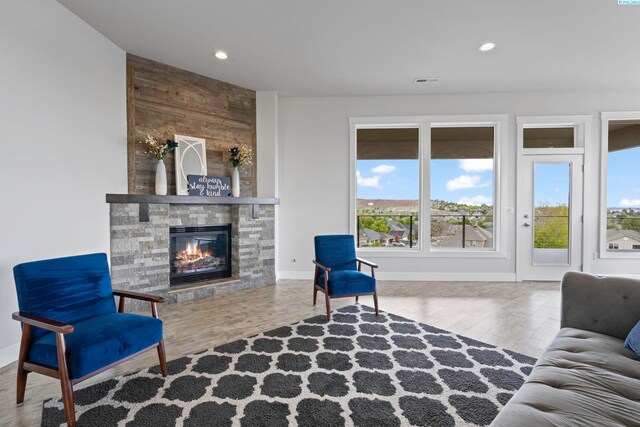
[214,51,228,60]
[478,42,496,52]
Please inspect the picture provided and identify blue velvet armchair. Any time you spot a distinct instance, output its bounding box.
[313,235,379,320]
[12,253,167,427]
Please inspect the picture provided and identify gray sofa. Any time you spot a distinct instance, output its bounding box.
[491,272,640,426]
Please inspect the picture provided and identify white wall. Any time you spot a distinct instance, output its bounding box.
[277,90,640,279]
[0,0,126,367]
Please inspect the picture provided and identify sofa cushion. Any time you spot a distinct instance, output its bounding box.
[490,327,640,426]
[317,270,375,296]
[625,320,640,356]
[29,313,163,380]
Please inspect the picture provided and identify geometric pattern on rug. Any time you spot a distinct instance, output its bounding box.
[42,304,536,427]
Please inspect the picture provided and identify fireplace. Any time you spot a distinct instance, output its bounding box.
[169,224,232,286]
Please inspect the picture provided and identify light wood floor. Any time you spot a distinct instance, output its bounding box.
[0,279,560,426]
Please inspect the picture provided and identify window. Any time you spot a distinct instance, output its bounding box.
[355,127,419,249]
[523,127,574,149]
[430,126,495,250]
[605,119,640,253]
[533,163,570,264]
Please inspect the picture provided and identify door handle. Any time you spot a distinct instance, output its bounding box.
[523,222,531,227]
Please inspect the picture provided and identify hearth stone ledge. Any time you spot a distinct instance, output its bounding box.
[168,277,241,294]
[108,200,276,310]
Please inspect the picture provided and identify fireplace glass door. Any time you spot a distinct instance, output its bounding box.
[169,224,232,285]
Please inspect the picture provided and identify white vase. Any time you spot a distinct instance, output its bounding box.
[155,159,167,195]
[231,167,240,197]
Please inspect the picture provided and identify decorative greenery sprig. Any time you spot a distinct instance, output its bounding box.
[228,145,253,168]
[140,133,178,161]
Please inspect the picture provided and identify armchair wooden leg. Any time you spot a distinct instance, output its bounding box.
[157,340,168,377]
[16,368,28,405]
[373,292,379,315]
[16,324,31,405]
[355,296,359,303]
[313,286,318,306]
[324,293,331,321]
[56,333,76,427]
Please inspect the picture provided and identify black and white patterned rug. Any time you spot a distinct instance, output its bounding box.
[42,305,536,427]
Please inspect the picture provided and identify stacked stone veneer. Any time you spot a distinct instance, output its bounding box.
[109,203,275,308]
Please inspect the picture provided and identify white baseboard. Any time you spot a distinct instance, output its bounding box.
[278,271,516,282]
[278,271,314,280]
[0,342,19,368]
[375,272,517,281]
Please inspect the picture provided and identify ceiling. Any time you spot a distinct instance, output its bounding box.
[57,0,640,97]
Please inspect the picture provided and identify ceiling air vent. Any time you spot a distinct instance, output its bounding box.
[414,77,440,84]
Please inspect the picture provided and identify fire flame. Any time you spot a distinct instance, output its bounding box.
[179,242,212,261]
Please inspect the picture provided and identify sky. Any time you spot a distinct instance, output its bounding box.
[357,147,640,207]
[608,146,640,208]
[356,158,494,205]
[356,160,419,200]
[534,163,569,207]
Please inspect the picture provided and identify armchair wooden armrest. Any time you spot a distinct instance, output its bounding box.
[112,290,165,304]
[12,311,74,334]
[113,290,165,317]
[312,260,332,272]
[356,257,378,269]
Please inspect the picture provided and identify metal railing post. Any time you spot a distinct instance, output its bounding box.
[462,215,466,248]
[409,216,414,248]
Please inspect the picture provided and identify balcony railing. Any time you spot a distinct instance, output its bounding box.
[356,213,493,249]
[430,213,493,249]
[356,214,418,248]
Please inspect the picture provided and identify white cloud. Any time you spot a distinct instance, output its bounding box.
[620,198,640,207]
[357,170,381,188]
[459,159,493,173]
[446,175,488,191]
[458,195,492,206]
[371,164,396,174]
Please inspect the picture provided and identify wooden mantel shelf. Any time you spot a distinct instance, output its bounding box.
[105,194,279,221]
[106,194,279,205]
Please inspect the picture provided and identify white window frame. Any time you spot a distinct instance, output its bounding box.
[349,114,508,259]
[599,111,640,259]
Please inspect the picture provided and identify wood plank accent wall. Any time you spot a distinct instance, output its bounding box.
[127,54,257,195]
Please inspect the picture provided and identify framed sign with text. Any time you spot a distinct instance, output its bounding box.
[187,175,231,197]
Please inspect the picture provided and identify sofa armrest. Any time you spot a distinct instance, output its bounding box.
[561,272,640,340]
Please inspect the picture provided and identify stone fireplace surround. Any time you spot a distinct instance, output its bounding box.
[107,194,278,309]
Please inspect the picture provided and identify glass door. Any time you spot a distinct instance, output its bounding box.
[519,155,583,280]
